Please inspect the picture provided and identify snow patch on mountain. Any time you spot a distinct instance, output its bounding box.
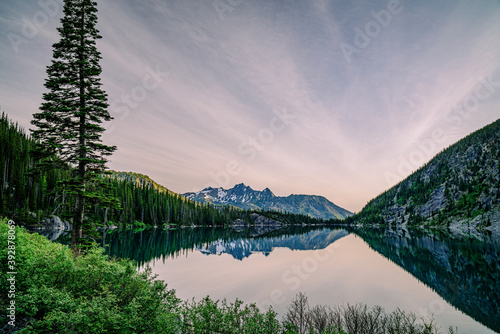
[217,188,227,199]
[182,184,353,220]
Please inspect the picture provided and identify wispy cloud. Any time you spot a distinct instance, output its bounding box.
[1,0,499,212]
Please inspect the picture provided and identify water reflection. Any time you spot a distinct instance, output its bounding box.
[196,228,348,260]
[103,225,338,264]
[351,226,500,333]
[34,224,500,333]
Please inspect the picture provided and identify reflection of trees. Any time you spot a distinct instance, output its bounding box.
[103,225,329,266]
[352,227,500,333]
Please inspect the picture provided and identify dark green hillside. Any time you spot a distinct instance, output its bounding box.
[348,119,500,229]
[110,171,178,196]
[98,176,238,227]
[0,112,69,222]
[100,172,321,227]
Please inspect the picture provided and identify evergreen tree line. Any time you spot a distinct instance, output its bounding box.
[0,112,320,228]
[0,112,70,223]
[84,174,325,227]
[92,175,243,227]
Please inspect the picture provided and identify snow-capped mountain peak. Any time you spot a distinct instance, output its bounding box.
[183,184,353,220]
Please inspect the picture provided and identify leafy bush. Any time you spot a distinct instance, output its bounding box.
[179,297,280,333]
[0,219,180,334]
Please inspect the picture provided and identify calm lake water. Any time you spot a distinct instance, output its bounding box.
[98,225,500,333]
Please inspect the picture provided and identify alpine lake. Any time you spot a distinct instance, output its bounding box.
[42,224,500,333]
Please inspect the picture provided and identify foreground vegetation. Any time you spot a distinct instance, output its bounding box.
[1,219,455,334]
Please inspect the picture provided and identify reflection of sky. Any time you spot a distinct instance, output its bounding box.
[148,234,494,334]
[1,1,500,212]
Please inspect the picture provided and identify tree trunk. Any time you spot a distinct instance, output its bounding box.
[72,5,87,253]
[104,206,109,224]
[71,194,85,254]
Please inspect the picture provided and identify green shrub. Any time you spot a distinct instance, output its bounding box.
[0,219,180,334]
[179,297,281,334]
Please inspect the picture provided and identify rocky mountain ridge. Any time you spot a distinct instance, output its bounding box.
[352,118,500,233]
[183,183,353,220]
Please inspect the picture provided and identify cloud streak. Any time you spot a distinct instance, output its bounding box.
[1,0,499,212]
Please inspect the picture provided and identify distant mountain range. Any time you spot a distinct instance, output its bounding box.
[183,183,353,220]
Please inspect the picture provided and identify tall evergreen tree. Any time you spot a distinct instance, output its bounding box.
[31,0,116,251]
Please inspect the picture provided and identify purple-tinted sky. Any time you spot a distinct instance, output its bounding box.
[1,0,500,212]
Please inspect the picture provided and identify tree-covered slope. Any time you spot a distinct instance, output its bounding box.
[350,119,500,230]
[100,174,240,227]
[110,171,178,196]
[103,172,321,227]
[0,111,237,227]
[0,112,69,223]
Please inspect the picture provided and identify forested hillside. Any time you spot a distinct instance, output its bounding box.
[101,174,321,227]
[348,119,500,229]
[110,171,178,195]
[0,112,68,223]
[98,174,239,227]
[0,113,319,229]
[0,112,212,226]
